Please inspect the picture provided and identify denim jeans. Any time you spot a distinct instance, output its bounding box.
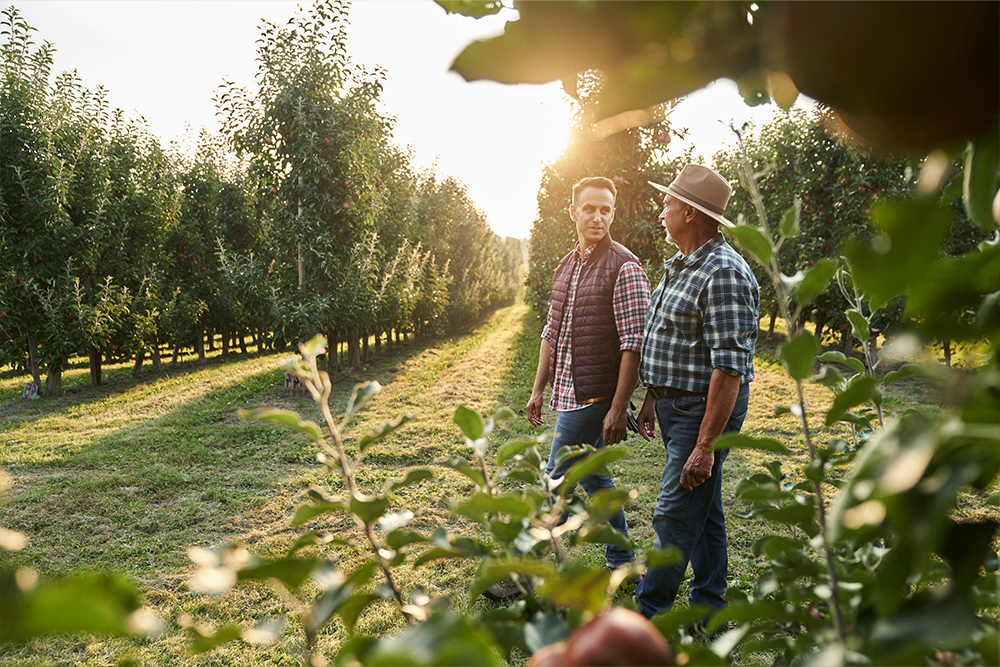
[545,402,634,568]
[635,384,750,618]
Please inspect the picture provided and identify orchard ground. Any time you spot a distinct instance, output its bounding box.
[0,297,993,665]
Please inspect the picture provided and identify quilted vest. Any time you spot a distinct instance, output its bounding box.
[548,233,641,403]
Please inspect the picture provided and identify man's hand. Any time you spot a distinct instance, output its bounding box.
[603,404,628,446]
[637,392,656,441]
[526,392,545,427]
[680,445,714,490]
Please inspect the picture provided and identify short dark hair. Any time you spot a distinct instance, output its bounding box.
[572,176,616,204]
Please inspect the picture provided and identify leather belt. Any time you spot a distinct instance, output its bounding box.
[647,386,705,400]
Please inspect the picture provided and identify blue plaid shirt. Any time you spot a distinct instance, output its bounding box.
[640,233,759,393]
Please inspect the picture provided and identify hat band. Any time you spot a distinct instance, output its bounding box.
[669,183,726,215]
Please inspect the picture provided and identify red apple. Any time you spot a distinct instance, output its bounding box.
[342,201,352,209]
[351,193,360,201]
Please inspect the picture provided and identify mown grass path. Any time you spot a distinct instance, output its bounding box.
[0,302,534,665]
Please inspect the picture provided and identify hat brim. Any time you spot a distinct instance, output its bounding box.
[649,180,734,228]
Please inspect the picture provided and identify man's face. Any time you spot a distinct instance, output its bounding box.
[570,186,615,249]
[658,194,684,247]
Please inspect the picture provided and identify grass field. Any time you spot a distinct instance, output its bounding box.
[0,298,979,665]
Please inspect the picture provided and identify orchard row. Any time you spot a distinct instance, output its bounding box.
[0,3,521,396]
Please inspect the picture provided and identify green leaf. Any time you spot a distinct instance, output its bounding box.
[813,364,845,388]
[561,446,630,492]
[358,414,413,452]
[239,408,321,442]
[729,225,773,268]
[826,376,877,426]
[795,258,838,308]
[780,200,801,238]
[496,438,539,466]
[964,128,1000,232]
[453,406,484,441]
[298,334,327,361]
[575,523,633,551]
[385,468,434,493]
[778,330,820,381]
[456,492,531,524]
[751,535,807,559]
[292,497,347,526]
[337,593,384,634]
[346,381,381,418]
[385,529,429,550]
[237,556,317,590]
[287,531,333,554]
[349,493,390,524]
[883,364,930,387]
[435,0,504,19]
[845,309,870,342]
[1,572,143,641]
[844,199,952,310]
[759,503,816,526]
[439,456,487,488]
[537,563,610,613]
[524,612,569,653]
[644,546,683,568]
[817,350,866,376]
[188,623,243,654]
[713,432,789,455]
[363,610,504,666]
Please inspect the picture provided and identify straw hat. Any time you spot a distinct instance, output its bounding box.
[649,164,734,228]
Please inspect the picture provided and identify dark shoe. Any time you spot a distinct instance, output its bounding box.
[482,578,525,601]
[690,619,732,640]
[607,564,643,586]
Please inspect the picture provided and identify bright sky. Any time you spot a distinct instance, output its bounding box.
[13,0,790,239]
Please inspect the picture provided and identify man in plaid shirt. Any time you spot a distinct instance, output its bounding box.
[526,176,650,574]
[634,164,759,620]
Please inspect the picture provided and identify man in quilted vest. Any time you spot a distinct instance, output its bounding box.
[526,176,651,575]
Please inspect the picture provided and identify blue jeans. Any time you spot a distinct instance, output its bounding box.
[635,384,750,618]
[545,402,634,568]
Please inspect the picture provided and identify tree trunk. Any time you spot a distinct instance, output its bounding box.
[27,333,41,387]
[942,339,952,367]
[238,329,248,354]
[330,330,340,373]
[221,329,230,358]
[814,311,826,343]
[89,346,102,386]
[151,339,162,373]
[172,340,180,364]
[132,348,145,377]
[207,327,215,351]
[45,366,62,397]
[768,311,777,336]
[362,332,369,363]
[196,323,206,362]
[841,329,853,355]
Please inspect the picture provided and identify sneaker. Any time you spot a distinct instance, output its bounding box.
[482,578,525,601]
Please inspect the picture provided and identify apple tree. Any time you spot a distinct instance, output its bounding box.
[216,0,395,368]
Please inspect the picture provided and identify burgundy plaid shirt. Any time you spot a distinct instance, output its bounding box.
[542,242,650,412]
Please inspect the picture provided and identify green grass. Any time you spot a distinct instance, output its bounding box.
[0,304,974,665]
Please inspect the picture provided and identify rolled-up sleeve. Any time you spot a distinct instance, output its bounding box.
[613,262,650,353]
[702,267,758,377]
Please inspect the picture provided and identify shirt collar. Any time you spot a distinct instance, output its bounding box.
[665,232,725,272]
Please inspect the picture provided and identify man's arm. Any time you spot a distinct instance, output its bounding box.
[602,350,641,446]
[679,367,741,490]
[526,338,551,427]
[604,262,650,445]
